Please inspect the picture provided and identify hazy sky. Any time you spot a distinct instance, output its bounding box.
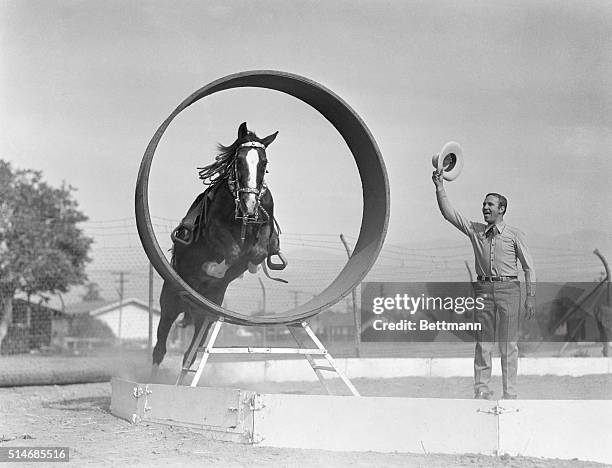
[2,0,611,247]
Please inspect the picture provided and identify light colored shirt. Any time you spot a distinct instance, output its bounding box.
[436,187,536,294]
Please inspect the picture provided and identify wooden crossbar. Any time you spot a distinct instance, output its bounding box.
[202,347,327,355]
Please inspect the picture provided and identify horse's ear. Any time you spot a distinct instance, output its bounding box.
[237,122,248,139]
[261,131,278,148]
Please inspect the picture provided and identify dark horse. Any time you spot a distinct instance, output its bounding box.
[151,122,286,378]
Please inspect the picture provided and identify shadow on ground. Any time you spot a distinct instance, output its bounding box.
[43,396,110,412]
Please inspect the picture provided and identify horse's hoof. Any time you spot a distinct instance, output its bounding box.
[247,262,260,274]
[202,261,228,278]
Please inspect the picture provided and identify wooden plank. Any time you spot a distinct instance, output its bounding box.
[143,384,250,430]
[110,379,255,443]
[110,378,145,423]
[499,400,612,464]
[254,394,497,454]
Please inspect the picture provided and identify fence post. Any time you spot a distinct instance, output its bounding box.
[148,263,154,355]
[340,234,360,357]
[258,278,267,347]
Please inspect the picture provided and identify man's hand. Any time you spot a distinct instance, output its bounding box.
[524,295,536,320]
[432,170,444,190]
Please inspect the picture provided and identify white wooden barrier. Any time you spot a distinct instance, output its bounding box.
[498,400,612,462]
[111,378,612,464]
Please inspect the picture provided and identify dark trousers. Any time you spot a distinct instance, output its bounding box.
[473,281,521,397]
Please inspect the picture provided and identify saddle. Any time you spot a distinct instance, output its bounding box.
[171,183,282,248]
[170,186,215,246]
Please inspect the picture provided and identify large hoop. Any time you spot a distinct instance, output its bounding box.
[135,70,389,326]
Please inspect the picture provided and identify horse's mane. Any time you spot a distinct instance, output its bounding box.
[197,130,260,186]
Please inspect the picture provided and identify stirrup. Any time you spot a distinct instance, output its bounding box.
[266,251,288,270]
[171,225,193,246]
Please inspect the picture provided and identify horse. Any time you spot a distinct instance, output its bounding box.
[151,122,287,379]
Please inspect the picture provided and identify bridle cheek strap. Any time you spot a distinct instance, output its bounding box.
[229,160,269,230]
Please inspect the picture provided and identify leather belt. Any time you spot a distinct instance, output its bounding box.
[477,275,518,282]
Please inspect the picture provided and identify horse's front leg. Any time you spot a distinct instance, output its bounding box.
[151,282,182,381]
[246,224,273,273]
[202,222,241,278]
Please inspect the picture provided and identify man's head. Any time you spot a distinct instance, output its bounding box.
[482,193,507,225]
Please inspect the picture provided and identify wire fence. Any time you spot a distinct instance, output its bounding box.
[1,216,610,360]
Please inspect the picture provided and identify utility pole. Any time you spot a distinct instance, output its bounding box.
[340,234,360,357]
[289,290,300,308]
[112,271,130,343]
[258,278,267,346]
[286,290,301,344]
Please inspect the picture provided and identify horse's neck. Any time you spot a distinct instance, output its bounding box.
[205,178,231,199]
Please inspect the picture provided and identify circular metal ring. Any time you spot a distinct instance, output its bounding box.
[135,70,389,326]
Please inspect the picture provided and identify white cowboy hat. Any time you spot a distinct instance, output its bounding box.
[432,141,464,181]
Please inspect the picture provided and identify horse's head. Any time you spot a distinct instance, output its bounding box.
[197,122,278,224]
[232,122,278,220]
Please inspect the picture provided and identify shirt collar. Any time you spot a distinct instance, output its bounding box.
[485,221,506,235]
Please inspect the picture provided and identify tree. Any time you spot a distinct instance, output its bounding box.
[0,160,93,349]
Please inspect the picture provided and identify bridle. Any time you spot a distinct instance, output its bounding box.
[228,141,271,241]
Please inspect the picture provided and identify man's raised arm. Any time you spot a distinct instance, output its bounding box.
[433,171,471,236]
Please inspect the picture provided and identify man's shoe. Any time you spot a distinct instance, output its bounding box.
[474,390,494,400]
[502,394,517,400]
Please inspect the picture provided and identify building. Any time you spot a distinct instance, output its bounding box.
[65,298,161,341]
[1,299,70,354]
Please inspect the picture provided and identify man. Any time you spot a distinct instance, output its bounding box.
[432,171,536,400]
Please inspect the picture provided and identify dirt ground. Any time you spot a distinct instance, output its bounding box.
[1,376,610,468]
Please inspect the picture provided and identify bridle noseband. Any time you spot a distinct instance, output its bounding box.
[229,141,271,240]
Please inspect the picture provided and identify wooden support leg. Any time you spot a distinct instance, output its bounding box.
[176,316,214,385]
[288,324,333,395]
[301,322,360,396]
[190,319,223,388]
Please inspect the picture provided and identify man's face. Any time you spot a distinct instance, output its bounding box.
[482,195,504,225]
